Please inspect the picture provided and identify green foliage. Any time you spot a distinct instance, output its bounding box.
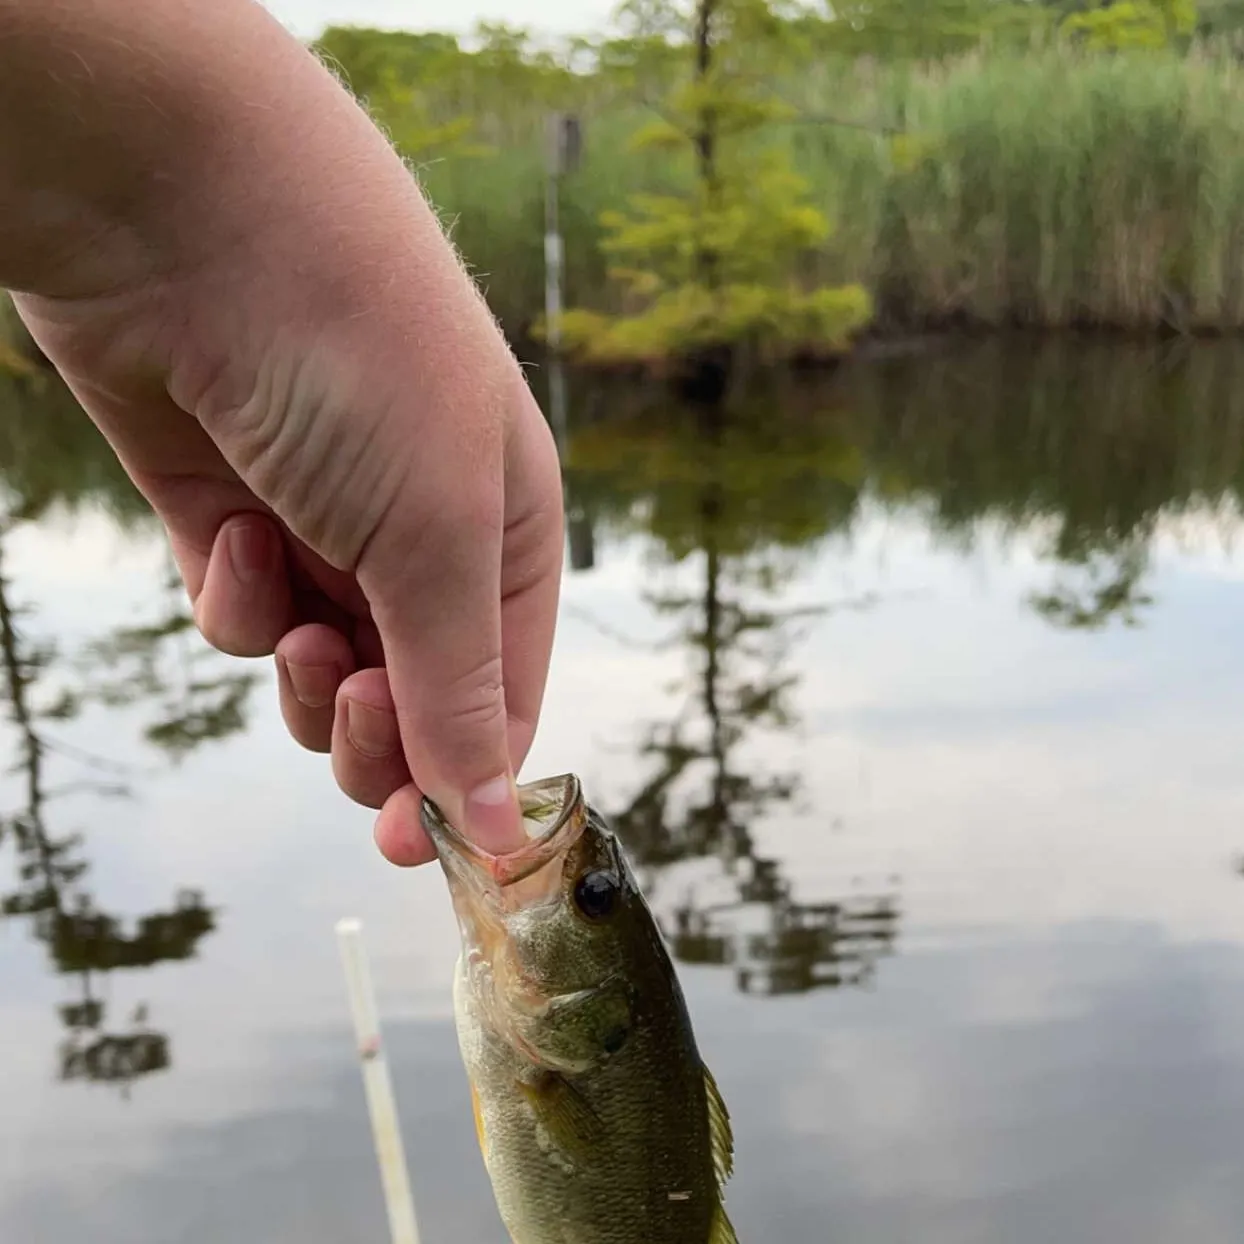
[553,0,873,368]
[314,22,585,151]
[559,281,873,361]
[314,26,462,99]
[818,0,1023,58]
[0,296,38,380]
[1060,0,1198,48]
[1195,0,1244,34]
[314,28,494,162]
[364,66,494,160]
[299,18,1244,340]
[0,340,149,526]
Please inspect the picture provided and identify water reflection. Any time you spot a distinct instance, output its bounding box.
[565,395,904,996]
[10,332,1244,1045]
[7,334,1244,1239]
[834,336,1244,631]
[0,365,253,1092]
[560,337,1244,994]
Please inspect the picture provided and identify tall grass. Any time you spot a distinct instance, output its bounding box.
[5,42,1242,357]
[413,43,1244,338]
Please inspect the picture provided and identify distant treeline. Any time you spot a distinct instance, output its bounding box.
[309,3,1244,348]
[8,1,1244,376]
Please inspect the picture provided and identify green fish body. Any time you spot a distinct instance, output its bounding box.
[422,774,738,1244]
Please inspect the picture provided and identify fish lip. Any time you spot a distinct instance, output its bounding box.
[420,773,587,893]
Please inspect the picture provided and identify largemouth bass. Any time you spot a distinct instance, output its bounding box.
[421,772,738,1244]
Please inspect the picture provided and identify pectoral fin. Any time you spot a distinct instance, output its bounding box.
[703,1063,734,1187]
[516,1070,604,1161]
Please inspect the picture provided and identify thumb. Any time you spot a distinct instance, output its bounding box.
[362,486,527,858]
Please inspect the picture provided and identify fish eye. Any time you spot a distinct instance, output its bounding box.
[573,869,619,920]
[602,1025,629,1055]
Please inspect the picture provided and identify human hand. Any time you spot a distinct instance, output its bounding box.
[0,0,563,861]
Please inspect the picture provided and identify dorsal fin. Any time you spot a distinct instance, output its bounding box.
[708,1202,740,1244]
[703,1063,734,1187]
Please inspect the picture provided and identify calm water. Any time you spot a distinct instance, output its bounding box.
[3,336,1244,1243]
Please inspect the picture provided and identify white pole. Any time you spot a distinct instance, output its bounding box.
[544,112,569,455]
[335,918,423,1244]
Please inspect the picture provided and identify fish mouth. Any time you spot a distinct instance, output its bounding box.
[420,773,587,908]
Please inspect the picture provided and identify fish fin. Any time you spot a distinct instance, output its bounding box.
[469,1078,488,1158]
[708,1201,740,1244]
[703,1063,735,1187]
[516,1071,604,1160]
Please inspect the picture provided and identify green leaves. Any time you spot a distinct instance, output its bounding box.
[1060,0,1199,49]
[554,0,874,367]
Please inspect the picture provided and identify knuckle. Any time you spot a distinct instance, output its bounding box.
[430,655,507,735]
[193,348,407,570]
[395,486,500,570]
[501,503,562,601]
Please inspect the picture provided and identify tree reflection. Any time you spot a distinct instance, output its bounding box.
[1029,542,1154,631]
[834,337,1244,632]
[562,339,1244,992]
[0,364,253,1093]
[565,391,903,996]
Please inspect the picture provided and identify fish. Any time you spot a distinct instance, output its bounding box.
[421,772,739,1244]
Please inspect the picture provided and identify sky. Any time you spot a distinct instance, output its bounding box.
[256,0,617,39]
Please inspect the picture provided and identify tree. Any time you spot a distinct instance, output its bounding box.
[553,0,873,385]
[1058,0,1198,47]
[812,0,1014,59]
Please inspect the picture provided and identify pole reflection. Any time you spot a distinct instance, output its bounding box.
[563,387,904,997]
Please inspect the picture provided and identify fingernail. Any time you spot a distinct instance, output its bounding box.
[284,660,338,709]
[228,520,276,584]
[465,774,524,853]
[346,699,400,758]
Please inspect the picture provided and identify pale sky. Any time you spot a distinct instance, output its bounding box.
[256,0,617,40]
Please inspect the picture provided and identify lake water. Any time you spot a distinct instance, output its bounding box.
[3,336,1244,1243]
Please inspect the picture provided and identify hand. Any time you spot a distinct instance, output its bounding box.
[0,0,564,862]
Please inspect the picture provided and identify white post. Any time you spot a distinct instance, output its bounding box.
[335,918,423,1244]
[544,113,566,356]
[544,112,573,454]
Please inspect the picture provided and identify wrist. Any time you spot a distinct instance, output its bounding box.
[0,0,368,298]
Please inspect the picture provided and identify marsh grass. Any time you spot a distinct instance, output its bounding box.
[413,43,1244,339]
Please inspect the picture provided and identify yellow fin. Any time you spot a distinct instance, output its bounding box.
[709,1202,739,1244]
[703,1063,734,1187]
[469,1079,487,1157]
[516,1071,604,1161]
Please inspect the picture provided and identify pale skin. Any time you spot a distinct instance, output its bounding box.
[0,0,564,860]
